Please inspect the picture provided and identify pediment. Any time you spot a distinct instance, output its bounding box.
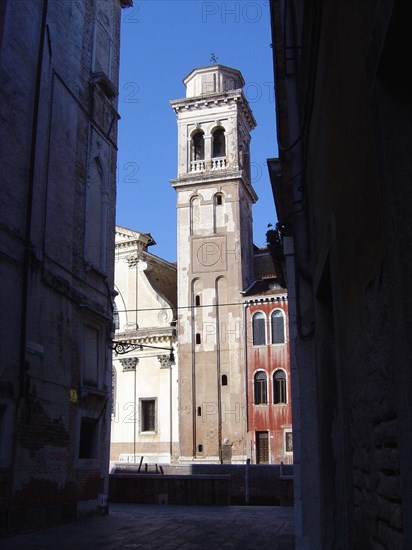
[115,225,155,249]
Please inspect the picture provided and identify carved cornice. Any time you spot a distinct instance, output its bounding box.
[115,326,176,343]
[170,90,256,132]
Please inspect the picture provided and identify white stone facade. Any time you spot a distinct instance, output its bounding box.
[110,227,179,466]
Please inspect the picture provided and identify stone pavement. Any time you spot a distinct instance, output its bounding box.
[1,503,295,549]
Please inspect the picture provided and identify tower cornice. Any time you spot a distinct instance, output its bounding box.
[170,89,256,133]
[170,171,258,203]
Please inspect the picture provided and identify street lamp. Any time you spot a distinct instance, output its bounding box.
[111,341,175,365]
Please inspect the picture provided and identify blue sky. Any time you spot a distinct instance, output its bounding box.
[116,0,278,262]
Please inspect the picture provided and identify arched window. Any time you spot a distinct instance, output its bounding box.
[213,193,224,231]
[271,310,285,344]
[254,371,268,404]
[252,312,266,346]
[190,196,200,235]
[192,131,205,160]
[214,193,223,206]
[273,370,287,404]
[222,374,228,386]
[212,128,226,158]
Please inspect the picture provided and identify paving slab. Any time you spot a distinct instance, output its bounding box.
[1,503,295,549]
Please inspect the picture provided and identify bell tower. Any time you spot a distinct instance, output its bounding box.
[170,65,257,462]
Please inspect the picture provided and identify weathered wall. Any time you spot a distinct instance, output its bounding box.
[110,463,294,505]
[0,0,127,534]
[270,0,412,547]
[246,298,292,464]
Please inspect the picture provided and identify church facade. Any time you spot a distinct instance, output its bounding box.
[110,227,178,466]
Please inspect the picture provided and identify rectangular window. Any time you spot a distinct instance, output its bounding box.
[79,417,98,459]
[285,431,293,453]
[140,399,156,432]
[83,325,99,387]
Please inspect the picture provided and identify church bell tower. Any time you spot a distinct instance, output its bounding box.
[170,65,257,462]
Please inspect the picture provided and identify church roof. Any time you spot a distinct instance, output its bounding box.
[144,255,177,311]
[242,246,287,297]
[183,64,244,88]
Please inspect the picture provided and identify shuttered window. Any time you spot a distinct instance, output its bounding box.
[254,371,268,404]
[252,312,266,346]
[273,370,287,404]
[271,310,285,344]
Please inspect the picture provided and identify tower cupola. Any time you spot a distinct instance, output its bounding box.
[170,65,257,195]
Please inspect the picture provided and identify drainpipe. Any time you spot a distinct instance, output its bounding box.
[169,355,173,461]
[19,0,48,400]
[215,280,222,463]
[243,301,249,452]
[191,288,196,458]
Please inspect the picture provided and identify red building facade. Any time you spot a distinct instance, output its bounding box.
[245,281,292,464]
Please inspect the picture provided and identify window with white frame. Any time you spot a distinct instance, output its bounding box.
[271,309,285,344]
[140,399,156,432]
[254,371,268,405]
[252,312,266,346]
[273,369,287,404]
[285,431,293,453]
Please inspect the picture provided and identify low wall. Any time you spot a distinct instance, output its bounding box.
[109,464,294,506]
[109,474,230,506]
